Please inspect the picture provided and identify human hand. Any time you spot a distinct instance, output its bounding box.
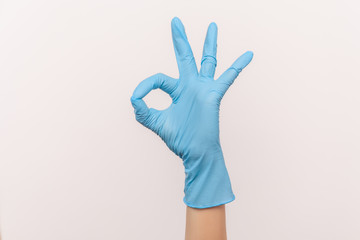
[131,17,253,208]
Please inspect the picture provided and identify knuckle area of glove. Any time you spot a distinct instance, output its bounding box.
[135,113,148,124]
[201,55,217,66]
[179,54,196,64]
[135,111,153,125]
[228,67,242,75]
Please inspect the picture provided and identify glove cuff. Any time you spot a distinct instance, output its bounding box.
[182,148,235,209]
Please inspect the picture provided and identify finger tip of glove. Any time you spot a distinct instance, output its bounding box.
[245,51,254,59]
[209,22,217,29]
[242,51,254,66]
[207,22,218,37]
[171,17,182,28]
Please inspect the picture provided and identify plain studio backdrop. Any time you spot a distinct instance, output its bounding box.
[0,0,359,239]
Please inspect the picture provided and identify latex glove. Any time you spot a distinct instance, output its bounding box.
[131,17,253,208]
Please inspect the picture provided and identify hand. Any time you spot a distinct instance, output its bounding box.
[131,17,253,208]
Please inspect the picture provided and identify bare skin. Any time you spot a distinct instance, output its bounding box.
[185,205,227,240]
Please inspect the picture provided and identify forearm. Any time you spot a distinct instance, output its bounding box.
[185,205,227,240]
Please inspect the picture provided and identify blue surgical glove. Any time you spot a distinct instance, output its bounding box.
[131,17,253,208]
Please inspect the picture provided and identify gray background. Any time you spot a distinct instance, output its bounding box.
[1,0,359,239]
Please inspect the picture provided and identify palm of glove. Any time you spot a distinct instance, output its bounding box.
[155,76,223,159]
[131,17,253,160]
